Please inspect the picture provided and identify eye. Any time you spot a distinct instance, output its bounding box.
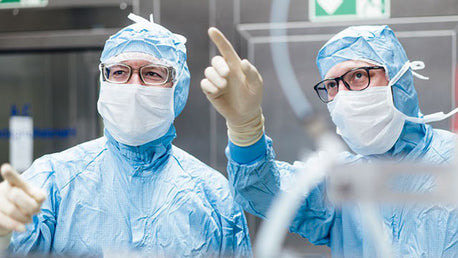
[113,70,126,76]
[141,66,168,83]
[107,65,130,79]
[145,71,162,78]
[349,69,368,81]
[344,68,369,89]
[143,70,165,81]
[325,81,337,90]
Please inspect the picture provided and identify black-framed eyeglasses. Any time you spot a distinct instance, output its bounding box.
[100,63,176,86]
[313,66,385,103]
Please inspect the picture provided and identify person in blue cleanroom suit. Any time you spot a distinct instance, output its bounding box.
[0,13,251,257]
[201,25,458,257]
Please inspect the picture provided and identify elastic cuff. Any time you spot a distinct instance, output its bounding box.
[229,133,267,164]
[227,113,264,147]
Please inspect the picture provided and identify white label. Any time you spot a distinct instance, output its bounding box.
[9,116,33,173]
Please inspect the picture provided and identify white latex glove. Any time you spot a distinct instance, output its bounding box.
[0,164,46,237]
[201,27,264,146]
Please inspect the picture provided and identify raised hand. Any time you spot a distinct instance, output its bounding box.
[0,164,46,236]
[201,27,264,146]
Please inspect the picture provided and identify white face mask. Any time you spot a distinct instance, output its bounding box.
[327,86,405,155]
[97,81,175,146]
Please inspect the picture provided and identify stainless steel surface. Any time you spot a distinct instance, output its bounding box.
[47,0,133,8]
[0,28,118,51]
[0,6,133,33]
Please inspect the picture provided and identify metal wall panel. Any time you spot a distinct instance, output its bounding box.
[0,51,100,166]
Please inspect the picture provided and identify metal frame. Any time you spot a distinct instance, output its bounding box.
[0,0,134,9]
[0,28,119,51]
[47,0,133,8]
[0,0,163,51]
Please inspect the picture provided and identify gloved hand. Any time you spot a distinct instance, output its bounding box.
[201,27,264,146]
[0,163,46,236]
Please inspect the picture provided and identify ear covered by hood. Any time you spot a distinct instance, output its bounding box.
[316,25,421,118]
[100,13,190,118]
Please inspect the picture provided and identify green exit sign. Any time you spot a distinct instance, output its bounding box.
[0,0,47,9]
[310,0,390,22]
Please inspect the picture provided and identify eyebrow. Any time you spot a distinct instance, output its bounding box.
[325,64,374,79]
[325,67,354,80]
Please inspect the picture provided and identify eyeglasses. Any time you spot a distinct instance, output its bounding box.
[100,63,176,86]
[313,66,385,103]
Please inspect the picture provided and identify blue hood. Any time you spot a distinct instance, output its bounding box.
[100,14,190,117]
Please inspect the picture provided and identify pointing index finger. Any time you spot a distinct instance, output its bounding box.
[1,163,45,203]
[1,164,26,189]
[208,27,241,66]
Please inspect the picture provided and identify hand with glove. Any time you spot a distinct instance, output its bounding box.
[200,27,264,146]
[0,164,46,237]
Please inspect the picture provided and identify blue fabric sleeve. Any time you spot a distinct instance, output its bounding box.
[228,134,267,164]
[226,135,334,245]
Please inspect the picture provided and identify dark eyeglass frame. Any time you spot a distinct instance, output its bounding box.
[100,63,176,86]
[313,66,385,103]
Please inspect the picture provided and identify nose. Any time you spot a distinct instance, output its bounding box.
[127,71,144,85]
[338,79,349,91]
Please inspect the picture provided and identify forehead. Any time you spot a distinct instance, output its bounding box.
[325,60,377,79]
[120,59,156,67]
